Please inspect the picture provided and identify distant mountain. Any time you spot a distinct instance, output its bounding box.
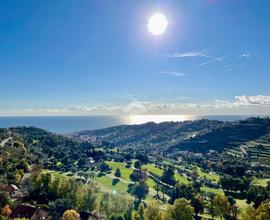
[74,117,270,155]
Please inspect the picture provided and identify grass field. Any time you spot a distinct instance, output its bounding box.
[44,169,69,179]
[197,167,220,183]
[175,173,190,184]
[201,186,224,195]
[106,161,133,180]
[142,163,190,184]
[252,178,270,187]
[146,178,157,188]
[236,199,249,214]
[142,164,163,176]
[95,175,129,196]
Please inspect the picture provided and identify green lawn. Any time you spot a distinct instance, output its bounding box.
[44,169,68,179]
[105,161,166,203]
[175,173,189,184]
[201,186,224,195]
[142,164,163,176]
[236,199,249,214]
[106,161,133,181]
[142,163,189,185]
[252,178,270,187]
[197,167,220,183]
[146,178,157,188]
[95,175,129,196]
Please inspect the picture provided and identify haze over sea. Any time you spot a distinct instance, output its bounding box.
[0,115,261,133]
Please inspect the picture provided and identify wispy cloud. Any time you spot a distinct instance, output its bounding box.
[161,71,186,77]
[198,54,230,67]
[165,50,209,58]
[165,50,231,67]
[240,52,251,59]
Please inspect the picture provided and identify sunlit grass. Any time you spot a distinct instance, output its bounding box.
[197,167,220,183]
[95,175,128,195]
[201,186,224,195]
[252,178,270,187]
[175,173,190,184]
[106,161,133,180]
[142,164,163,176]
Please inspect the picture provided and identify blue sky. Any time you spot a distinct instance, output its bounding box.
[0,0,269,115]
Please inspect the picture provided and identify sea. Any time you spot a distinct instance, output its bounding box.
[0,115,264,134]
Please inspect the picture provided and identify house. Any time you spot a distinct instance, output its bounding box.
[9,205,49,220]
[5,184,23,198]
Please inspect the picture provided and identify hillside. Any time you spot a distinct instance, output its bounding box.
[74,119,225,151]
[168,117,270,153]
[0,127,93,183]
[74,117,270,156]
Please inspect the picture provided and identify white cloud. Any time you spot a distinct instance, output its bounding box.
[234,95,270,105]
[240,53,251,59]
[165,50,208,58]
[161,71,186,77]
[1,95,269,116]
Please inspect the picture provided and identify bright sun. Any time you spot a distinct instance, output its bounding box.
[147,13,168,36]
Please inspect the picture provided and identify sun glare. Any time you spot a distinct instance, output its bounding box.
[147,13,168,35]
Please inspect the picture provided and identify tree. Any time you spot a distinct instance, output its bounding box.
[208,192,215,220]
[227,196,238,220]
[131,182,149,202]
[130,170,147,183]
[134,161,141,170]
[166,198,194,220]
[143,202,163,220]
[0,193,10,208]
[49,198,75,219]
[191,195,205,217]
[253,202,270,220]
[115,168,121,178]
[109,214,125,220]
[241,206,256,220]
[99,162,110,172]
[190,167,199,180]
[242,202,270,220]
[214,195,230,220]
[61,210,81,220]
[170,183,194,204]
[136,153,149,164]
[220,175,251,193]
[154,182,160,199]
[1,205,12,217]
[247,185,269,208]
[78,185,98,212]
[99,193,133,219]
[192,181,202,193]
[161,167,176,186]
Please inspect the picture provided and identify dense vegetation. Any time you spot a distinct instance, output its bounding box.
[75,117,270,164]
[1,117,270,219]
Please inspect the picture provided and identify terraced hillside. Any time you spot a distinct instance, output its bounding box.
[226,133,270,164]
[168,117,270,153]
[75,117,270,162]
